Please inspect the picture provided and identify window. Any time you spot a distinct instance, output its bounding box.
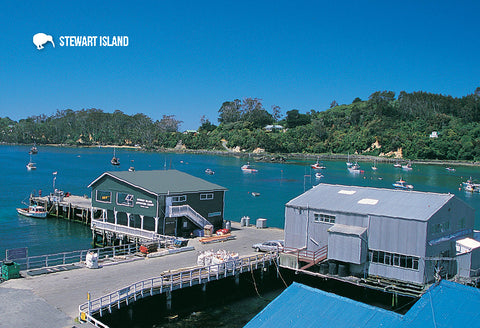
[96,190,111,203]
[172,195,186,203]
[117,193,134,206]
[208,212,221,217]
[314,213,336,224]
[369,250,419,271]
[433,221,450,234]
[200,193,214,200]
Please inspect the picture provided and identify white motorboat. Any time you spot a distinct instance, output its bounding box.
[392,179,414,190]
[17,205,47,218]
[241,163,258,173]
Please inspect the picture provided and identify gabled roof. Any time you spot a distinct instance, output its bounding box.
[88,170,227,195]
[246,280,480,328]
[286,184,459,221]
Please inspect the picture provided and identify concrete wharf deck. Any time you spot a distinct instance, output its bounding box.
[0,222,284,328]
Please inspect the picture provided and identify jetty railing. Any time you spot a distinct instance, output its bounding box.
[91,219,177,244]
[8,243,140,271]
[79,252,278,320]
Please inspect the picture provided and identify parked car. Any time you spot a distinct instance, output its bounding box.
[252,240,284,252]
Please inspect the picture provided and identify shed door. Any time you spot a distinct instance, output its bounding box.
[165,217,176,235]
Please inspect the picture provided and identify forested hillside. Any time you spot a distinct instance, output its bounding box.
[2,90,480,160]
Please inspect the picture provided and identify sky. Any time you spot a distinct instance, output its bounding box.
[1,1,479,130]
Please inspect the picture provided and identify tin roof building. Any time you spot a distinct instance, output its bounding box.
[88,170,227,246]
[282,184,475,286]
[245,280,480,328]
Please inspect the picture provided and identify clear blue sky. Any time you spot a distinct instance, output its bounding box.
[2,1,479,130]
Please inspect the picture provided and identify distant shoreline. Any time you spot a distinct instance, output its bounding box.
[4,142,480,167]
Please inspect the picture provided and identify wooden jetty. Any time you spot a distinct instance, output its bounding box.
[30,192,95,225]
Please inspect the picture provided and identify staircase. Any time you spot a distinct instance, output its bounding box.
[166,205,213,229]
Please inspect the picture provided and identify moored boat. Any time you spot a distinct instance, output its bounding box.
[402,162,413,170]
[311,158,326,170]
[446,167,456,172]
[241,163,258,173]
[205,168,215,175]
[315,172,324,179]
[392,179,413,190]
[111,148,120,166]
[347,163,364,174]
[29,143,38,155]
[17,205,47,218]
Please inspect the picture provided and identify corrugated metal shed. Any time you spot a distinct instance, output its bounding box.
[286,184,455,221]
[88,170,227,195]
[246,281,480,328]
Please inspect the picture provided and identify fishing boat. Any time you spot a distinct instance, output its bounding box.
[392,179,414,190]
[205,168,215,175]
[128,160,135,172]
[402,162,413,171]
[446,167,456,172]
[311,158,326,170]
[462,178,480,193]
[17,205,47,218]
[26,155,36,170]
[29,143,38,155]
[111,148,120,166]
[347,163,364,174]
[241,163,258,173]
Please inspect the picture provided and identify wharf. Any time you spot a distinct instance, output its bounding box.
[0,222,284,328]
[30,194,94,225]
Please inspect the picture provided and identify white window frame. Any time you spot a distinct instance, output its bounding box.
[314,213,336,224]
[116,192,134,207]
[172,195,187,203]
[96,190,112,203]
[200,193,214,200]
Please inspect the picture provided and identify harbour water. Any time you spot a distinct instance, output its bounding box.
[1,144,480,258]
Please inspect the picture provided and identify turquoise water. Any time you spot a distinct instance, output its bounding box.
[1,144,480,257]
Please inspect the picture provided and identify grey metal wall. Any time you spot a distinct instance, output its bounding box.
[284,206,308,249]
[368,215,427,284]
[327,231,367,264]
[425,197,475,282]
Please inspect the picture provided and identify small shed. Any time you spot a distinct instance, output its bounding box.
[456,237,480,278]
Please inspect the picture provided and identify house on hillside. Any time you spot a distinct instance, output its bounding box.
[88,170,227,246]
[281,184,476,285]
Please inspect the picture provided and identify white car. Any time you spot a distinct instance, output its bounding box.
[252,240,284,252]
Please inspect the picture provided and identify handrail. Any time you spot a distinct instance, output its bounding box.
[91,219,176,243]
[166,205,212,228]
[6,243,140,271]
[78,252,278,320]
[282,245,328,263]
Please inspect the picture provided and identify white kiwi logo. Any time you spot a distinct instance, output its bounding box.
[33,33,55,50]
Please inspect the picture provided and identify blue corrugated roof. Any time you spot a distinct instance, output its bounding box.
[245,282,402,328]
[246,281,480,328]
